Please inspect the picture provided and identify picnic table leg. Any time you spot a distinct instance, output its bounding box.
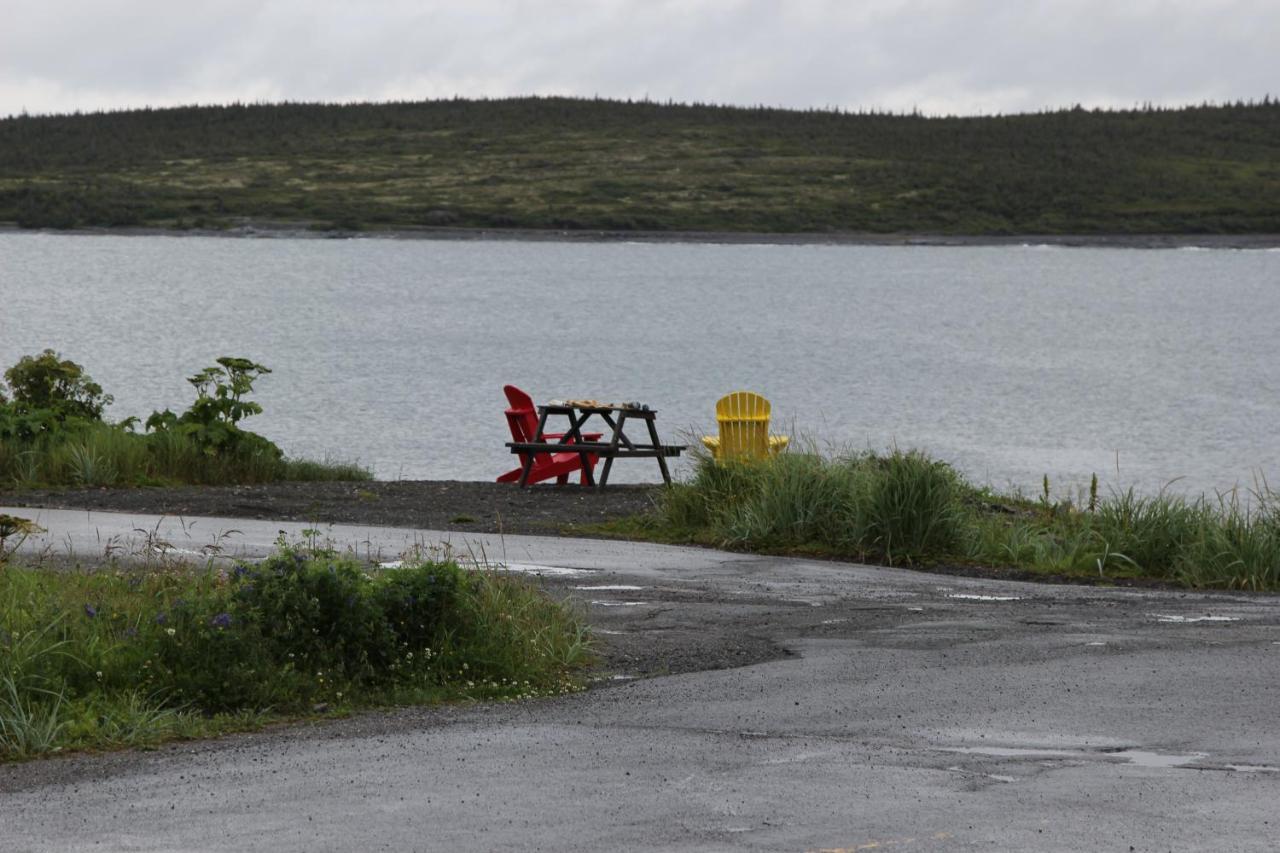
[598,412,625,487]
[645,416,673,484]
[563,410,591,444]
[561,409,596,486]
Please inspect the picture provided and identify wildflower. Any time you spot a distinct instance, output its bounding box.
[96,671,103,679]
[210,613,232,629]
[155,612,167,625]
[84,603,98,618]
[166,627,177,636]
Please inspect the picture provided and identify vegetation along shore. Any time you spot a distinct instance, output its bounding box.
[2,96,1278,236]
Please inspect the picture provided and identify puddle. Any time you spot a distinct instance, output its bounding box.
[946,766,1017,783]
[1106,749,1206,768]
[820,618,849,625]
[906,606,925,612]
[496,562,592,576]
[1226,764,1280,773]
[573,585,644,591]
[380,559,592,576]
[947,593,1022,602]
[610,674,637,681]
[946,744,1211,769]
[944,746,1079,759]
[1149,614,1240,623]
[595,629,628,635]
[590,600,646,607]
[1086,642,1107,647]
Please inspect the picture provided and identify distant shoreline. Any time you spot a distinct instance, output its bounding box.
[3,222,1280,249]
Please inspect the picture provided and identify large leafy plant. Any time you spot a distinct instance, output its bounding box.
[146,357,282,459]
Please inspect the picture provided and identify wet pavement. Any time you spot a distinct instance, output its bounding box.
[2,508,1279,851]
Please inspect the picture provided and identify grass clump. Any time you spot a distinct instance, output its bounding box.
[0,350,369,487]
[658,448,963,564]
[0,540,590,760]
[633,449,1280,590]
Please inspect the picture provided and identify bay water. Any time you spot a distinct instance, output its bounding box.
[2,232,1276,497]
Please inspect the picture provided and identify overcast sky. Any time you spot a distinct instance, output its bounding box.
[2,0,1276,119]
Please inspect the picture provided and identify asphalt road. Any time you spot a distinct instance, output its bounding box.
[3,508,1279,851]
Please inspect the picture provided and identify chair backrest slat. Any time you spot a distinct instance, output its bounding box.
[715,390,772,460]
[504,384,551,465]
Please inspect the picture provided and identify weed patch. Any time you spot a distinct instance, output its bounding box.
[0,540,590,760]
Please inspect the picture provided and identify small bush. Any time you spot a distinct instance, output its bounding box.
[0,543,591,758]
[3,349,112,422]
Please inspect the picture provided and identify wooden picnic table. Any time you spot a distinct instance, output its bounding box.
[507,403,685,487]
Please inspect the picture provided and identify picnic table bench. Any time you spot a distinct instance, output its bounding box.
[507,402,685,487]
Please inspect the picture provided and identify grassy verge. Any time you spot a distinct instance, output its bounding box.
[607,449,1280,590]
[0,420,370,487]
[0,541,590,760]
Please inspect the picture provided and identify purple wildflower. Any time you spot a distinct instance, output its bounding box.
[210,612,233,629]
[84,603,98,618]
[155,612,168,625]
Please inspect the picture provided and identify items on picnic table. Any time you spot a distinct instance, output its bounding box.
[547,399,652,411]
[701,390,790,461]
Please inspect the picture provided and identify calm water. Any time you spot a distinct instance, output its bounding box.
[1,232,1277,496]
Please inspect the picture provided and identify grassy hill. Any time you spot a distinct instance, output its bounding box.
[1,96,1277,235]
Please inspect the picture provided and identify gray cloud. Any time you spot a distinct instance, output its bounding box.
[1,0,1275,118]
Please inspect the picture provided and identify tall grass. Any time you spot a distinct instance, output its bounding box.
[0,544,591,760]
[648,450,1280,589]
[1,421,370,487]
[660,449,962,564]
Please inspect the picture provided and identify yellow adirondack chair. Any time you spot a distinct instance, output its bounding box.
[700,391,789,461]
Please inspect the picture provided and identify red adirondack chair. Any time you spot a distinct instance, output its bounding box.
[497,385,603,485]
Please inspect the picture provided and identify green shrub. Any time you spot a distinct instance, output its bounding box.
[145,357,283,461]
[3,349,112,422]
[1,543,590,758]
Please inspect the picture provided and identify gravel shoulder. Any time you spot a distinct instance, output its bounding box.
[0,480,659,536]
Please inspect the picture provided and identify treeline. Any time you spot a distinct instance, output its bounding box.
[0,95,1277,234]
